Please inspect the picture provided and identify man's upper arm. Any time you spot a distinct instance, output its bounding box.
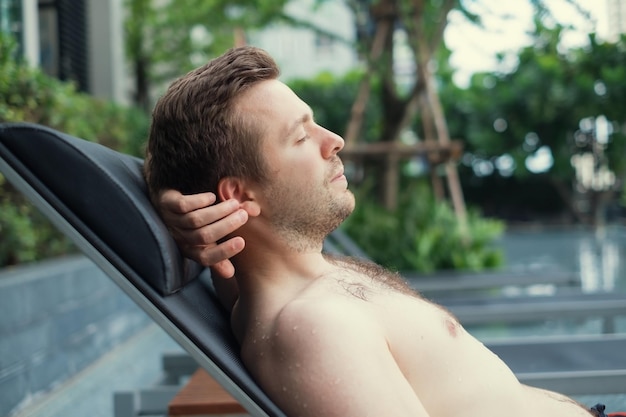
[266,300,431,417]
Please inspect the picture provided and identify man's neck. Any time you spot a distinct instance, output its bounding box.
[228,218,338,301]
[233,243,331,290]
[228,238,337,344]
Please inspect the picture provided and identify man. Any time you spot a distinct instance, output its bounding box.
[145,46,600,416]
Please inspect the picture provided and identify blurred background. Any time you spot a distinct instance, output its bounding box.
[1,0,626,416]
[2,0,626,272]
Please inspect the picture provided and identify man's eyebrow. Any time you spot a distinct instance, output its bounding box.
[284,106,314,140]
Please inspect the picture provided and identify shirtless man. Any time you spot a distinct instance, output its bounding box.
[145,46,596,417]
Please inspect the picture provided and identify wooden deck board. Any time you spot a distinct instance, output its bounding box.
[169,368,248,416]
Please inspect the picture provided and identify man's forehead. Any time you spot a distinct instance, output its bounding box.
[239,80,312,137]
[237,80,297,110]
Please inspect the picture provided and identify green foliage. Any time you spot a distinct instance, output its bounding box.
[0,36,149,154]
[341,180,505,273]
[0,34,150,267]
[454,26,626,181]
[440,22,626,221]
[0,175,76,265]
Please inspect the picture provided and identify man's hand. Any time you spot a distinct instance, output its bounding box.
[158,189,248,278]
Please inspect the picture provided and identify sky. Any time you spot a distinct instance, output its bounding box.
[444,0,609,87]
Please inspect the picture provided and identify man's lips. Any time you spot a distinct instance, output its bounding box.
[331,168,346,182]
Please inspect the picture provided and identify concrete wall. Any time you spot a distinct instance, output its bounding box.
[0,255,151,416]
[86,0,129,104]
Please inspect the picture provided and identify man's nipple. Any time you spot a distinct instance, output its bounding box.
[445,317,459,338]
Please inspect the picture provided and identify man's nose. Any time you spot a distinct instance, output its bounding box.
[321,128,344,158]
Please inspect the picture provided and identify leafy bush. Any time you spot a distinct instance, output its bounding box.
[0,175,77,265]
[341,180,505,273]
[0,34,150,267]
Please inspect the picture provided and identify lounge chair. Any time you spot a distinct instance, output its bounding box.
[1,123,624,417]
[487,333,626,395]
[441,291,626,333]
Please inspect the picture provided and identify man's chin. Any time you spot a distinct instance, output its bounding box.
[330,199,355,231]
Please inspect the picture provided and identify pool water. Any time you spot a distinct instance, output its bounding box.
[467,225,626,339]
[500,226,626,294]
[468,226,626,410]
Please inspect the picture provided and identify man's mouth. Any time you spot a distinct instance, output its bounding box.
[329,157,347,183]
[331,168,346,183]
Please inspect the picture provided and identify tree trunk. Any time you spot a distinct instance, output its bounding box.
[344,8,394,147]
[134,55,150,112]
[343,0,466,217]
[550,177,585,224]
[414,27,468,233]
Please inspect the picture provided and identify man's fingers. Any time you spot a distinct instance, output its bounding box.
[163,199,240,231]
[159,189,217,214]
[211,259,236,279]
[181,200,243,230]
[183,236,245,269]
[177,209,248,246]
[157,189,247,270]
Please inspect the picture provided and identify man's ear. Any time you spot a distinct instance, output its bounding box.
[217,177,261,217]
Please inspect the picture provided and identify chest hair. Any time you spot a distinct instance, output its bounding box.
[325,254,420,301]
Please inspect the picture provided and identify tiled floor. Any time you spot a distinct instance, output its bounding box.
[13,323,182,417]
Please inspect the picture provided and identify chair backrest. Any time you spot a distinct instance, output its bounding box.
[0,122,196,294]
[0,122,287,417]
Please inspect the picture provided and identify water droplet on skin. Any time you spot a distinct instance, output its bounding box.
[311,329,317,335]
[282,386,287,392]
[292,325,299,331]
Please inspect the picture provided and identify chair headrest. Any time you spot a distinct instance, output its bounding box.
[0,122,201,295]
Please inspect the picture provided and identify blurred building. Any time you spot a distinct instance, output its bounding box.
[249,0,358,81]
[606,0,626,41]
[2,0,357,106]
[1,0,127,103]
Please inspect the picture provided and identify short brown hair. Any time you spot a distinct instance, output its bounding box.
[144,46,280,201]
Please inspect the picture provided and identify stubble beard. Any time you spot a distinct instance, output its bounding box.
[264,167,355,253]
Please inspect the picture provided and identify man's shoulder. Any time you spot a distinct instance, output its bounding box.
[277,292,364,322]
[270,295,381,351]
